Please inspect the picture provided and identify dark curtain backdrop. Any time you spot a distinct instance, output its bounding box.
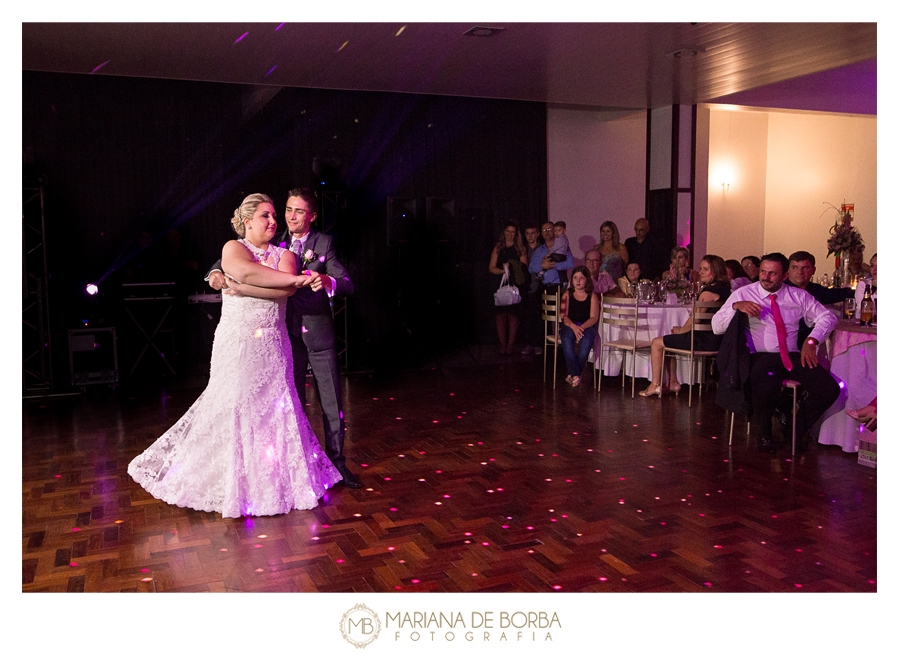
[23,71,547,380]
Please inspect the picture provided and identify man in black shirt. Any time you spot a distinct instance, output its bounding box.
[624,217,666,280]
[786,250,855,306]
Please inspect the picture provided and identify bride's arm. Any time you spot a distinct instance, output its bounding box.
[221,241,308,289]
[224,250,307,299]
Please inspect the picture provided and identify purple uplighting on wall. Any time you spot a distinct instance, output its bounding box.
[275,23,285,31]
[91,60,110,73]
[266,66,277,77]
[235,32,249,44]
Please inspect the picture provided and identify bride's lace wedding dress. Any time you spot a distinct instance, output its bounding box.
[128,239,341,518]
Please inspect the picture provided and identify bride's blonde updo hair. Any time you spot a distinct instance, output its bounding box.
[231,193,274,238]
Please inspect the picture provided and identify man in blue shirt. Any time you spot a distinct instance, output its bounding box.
[529,222,574,290]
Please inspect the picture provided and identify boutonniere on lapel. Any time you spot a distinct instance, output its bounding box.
[299,248,318,268]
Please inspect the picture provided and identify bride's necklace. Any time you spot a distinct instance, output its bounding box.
[242,238,271,264]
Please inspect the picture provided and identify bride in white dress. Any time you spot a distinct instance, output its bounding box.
[128,193,342,518]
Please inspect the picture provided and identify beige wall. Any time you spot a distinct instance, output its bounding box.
[705,108,770,263]
[764,112,877,271]
[705,106,876,272]
[547,105,876,275]
[547,108,646,261]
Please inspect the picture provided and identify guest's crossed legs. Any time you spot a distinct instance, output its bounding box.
[748,352,840,442]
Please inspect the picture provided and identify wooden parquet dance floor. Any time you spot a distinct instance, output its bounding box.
[22,354,877,593]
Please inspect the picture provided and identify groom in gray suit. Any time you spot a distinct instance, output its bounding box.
[209,188,361,488]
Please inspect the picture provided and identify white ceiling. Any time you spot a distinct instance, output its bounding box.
[22,22,876,113]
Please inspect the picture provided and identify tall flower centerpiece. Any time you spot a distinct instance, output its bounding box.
[824,202,864,263]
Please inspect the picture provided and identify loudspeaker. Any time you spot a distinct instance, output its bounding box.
[387,197,421,246]
[426,197,456,243]
[68,327,118,386]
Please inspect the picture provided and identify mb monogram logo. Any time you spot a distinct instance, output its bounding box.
[340,604,382,648]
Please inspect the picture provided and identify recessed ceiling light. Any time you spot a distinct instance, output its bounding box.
[667,47,702,58]
[464,26,504,38]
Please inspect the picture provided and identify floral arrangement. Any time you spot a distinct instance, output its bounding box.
[824,202,864,257]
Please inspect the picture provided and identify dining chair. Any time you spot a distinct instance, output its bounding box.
[661,299,724,407]
[541,288,562,388]
[729,380,802,454]
[597,294,651,398]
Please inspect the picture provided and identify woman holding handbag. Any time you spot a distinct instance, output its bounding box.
[489,221,528,355]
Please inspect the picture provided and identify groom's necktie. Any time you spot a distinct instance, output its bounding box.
[768,293,793,371]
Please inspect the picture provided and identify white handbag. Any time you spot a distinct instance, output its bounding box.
[494,264,522,306]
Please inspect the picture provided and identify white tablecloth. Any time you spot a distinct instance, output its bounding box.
[594,303,695,382]
[817,325,877,452]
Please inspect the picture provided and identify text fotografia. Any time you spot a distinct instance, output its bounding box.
[386,611,560,642]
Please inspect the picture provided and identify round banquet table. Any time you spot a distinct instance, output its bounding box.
[816,320,877,452]
[593,302,696,383]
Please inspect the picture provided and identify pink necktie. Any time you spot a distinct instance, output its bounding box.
[768,293,793,371]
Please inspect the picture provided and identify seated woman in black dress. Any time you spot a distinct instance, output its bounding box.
[559,265,600,387]
[639,254,730,397]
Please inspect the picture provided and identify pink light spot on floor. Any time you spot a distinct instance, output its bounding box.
[70,562,78,566]
[255,568,264,573]
[54,475,61,478]
[435,470,442,473]
[482,542,489,546]
[361,464,368,467]
[599,577,608,581]
[497,488,504,492]
[390,508,397,511]
[219,548,228,552]
[794,584,803,588]
[395,586,402,590]
[73,528,80,532]
[553,585,562,590]
[501,525,509,529]
[387,547,395,551]
[434,502,442,505]
[140,569,149,572]
[384,477,391,481]
[527,526,534,530]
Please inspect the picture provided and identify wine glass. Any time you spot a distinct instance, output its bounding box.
[843,297,856,320]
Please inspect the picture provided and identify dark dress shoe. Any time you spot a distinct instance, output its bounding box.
[757,438,776,454]
[337,465,362,488]
[775,406,792,432]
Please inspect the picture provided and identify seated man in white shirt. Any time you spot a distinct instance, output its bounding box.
[712,252,839,453]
